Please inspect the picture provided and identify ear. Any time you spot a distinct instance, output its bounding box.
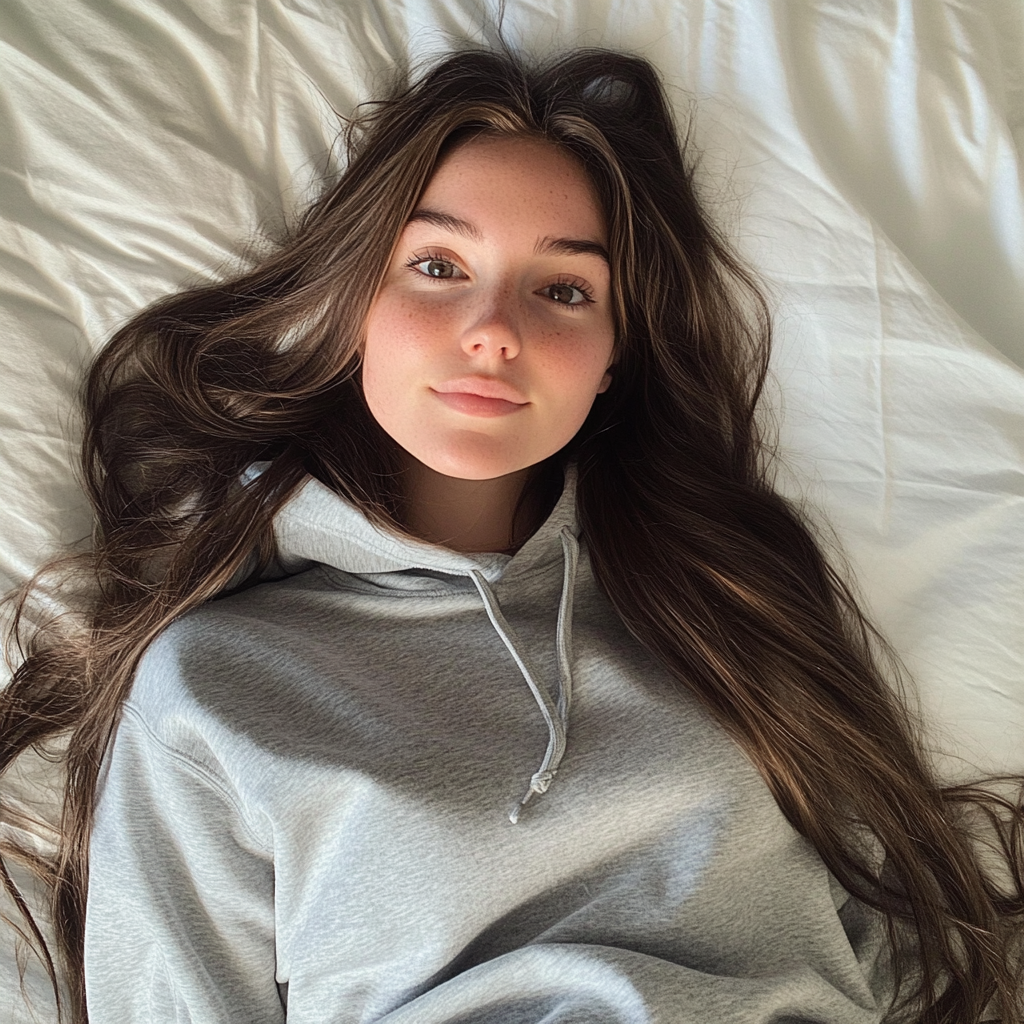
[597,356,617,393]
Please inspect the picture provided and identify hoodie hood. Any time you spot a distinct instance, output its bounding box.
[272,462,582,822]
[272,463,579,582]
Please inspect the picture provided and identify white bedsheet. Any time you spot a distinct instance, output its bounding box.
[1,1,1022,1019]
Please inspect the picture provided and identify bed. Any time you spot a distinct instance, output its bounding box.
[1,0,1022,1019]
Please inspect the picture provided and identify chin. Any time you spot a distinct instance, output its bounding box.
[405,442,543,482]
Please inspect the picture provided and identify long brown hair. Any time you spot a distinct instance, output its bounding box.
[2,45,1022,1024]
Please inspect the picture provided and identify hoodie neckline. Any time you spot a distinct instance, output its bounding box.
[272,462,580,585]
[271,462,583,822]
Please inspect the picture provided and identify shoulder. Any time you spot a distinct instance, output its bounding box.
[126,569,333,763]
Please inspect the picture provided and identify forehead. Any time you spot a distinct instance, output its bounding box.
[415,134,607,242]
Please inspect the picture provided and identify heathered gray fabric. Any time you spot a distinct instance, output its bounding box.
[84,463,894,1023]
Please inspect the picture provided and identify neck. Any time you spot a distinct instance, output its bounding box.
[399,457,543,554]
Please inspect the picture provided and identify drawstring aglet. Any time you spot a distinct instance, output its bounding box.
[508,769,556,824]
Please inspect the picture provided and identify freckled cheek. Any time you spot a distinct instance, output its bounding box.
[367,294,460,366]
[537,327,615,390]
[362,301,411,414]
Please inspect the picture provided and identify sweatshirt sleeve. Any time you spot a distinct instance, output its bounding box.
[84,703,285,1024]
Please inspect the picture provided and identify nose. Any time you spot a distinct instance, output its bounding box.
[460,288,523,360]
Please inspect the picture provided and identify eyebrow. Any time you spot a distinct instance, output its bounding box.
[536,236,610,263]
[407,208,610,264]
[408,209,483,241]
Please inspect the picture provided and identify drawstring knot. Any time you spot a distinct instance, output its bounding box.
[508,769,558,824]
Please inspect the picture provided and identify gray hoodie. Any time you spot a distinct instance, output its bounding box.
[84,462,895,1023]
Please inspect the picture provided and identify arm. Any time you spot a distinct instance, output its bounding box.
[84,704,285,1024]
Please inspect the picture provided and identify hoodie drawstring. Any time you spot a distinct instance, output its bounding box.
[468,526,580,824]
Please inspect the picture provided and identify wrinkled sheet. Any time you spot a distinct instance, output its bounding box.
[1,0,1022,1019]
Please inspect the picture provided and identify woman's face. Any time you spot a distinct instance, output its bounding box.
[361,134,616,481]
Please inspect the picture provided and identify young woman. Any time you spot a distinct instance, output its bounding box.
[1,45,1022,1024]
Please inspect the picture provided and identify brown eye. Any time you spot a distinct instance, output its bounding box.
[408,256,463,279]
[424,259,455,278]
[542,282,591,306]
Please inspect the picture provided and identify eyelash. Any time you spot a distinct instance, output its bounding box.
[404,251,596,309]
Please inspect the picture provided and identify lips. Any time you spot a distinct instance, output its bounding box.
[432,391,526,417]
[432,376,528,404]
